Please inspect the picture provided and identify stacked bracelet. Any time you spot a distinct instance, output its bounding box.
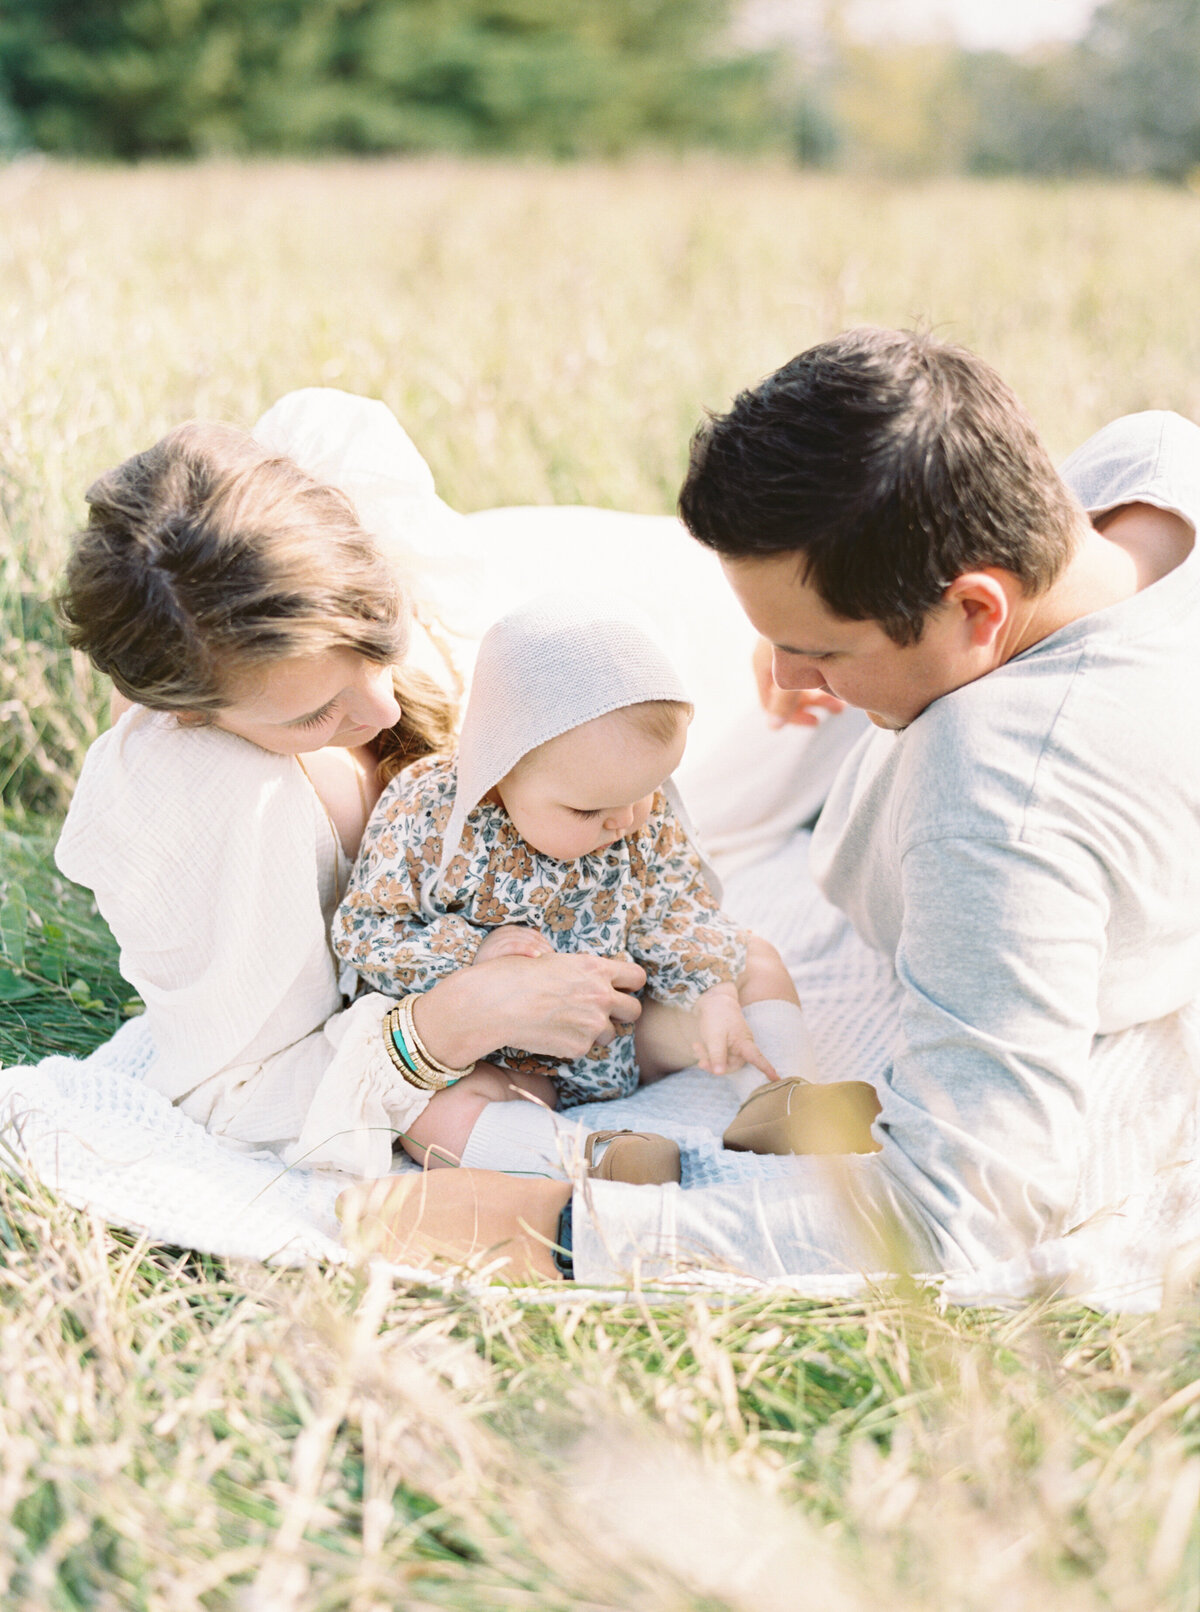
[381,995,475,1092]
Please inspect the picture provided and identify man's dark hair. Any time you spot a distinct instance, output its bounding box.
[678,327,1083,644]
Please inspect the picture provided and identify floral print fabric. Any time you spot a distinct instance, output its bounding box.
[333,753,747,1105]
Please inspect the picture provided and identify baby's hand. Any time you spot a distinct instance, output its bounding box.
[474,925,554,964]
[691,983,778,1081]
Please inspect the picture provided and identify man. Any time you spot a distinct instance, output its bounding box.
[342,328,1200,1285]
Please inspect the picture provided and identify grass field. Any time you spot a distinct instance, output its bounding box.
[3,156,1200,1608]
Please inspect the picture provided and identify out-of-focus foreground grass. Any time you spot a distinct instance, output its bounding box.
[2,158,1200,1609]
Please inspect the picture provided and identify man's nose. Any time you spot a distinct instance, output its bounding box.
[772,651,828,691]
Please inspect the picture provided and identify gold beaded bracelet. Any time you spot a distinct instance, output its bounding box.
[381,1004,442,1091]
[380,997,474,1093]
[400,993,475,1083]
[381,1008,431,1089]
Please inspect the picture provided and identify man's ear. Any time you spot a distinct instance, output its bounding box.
[943,570,1012,649]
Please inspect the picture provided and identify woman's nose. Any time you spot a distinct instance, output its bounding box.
[353,667,401,729]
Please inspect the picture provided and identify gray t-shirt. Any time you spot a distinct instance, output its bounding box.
[809,411,1200,1268]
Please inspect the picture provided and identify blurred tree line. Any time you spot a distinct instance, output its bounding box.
[0,0,788,158]
[826,0,1200,183]
[0,0,1198,179]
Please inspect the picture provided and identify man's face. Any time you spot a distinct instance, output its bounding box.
[722,553,975,731]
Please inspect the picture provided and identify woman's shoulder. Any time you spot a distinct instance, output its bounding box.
[253,388,436,498]
[72,706,292,812]
[56,707,302,887]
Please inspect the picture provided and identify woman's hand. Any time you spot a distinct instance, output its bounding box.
[753,636,845,730]
[411,949,647,1070]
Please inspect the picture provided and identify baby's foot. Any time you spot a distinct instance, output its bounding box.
[585,1129,682,1184]
[722,1077,881,1156]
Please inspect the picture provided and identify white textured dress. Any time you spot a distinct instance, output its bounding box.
[53,711,436,1180]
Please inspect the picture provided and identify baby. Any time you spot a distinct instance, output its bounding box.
[333,594,865,1182]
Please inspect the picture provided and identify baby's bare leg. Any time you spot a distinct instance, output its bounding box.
[634,1000,698,1083]
[400,1062,558,1169]
[738,932,800,1007]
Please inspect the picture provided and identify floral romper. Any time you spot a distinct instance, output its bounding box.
[333,753,748,1105]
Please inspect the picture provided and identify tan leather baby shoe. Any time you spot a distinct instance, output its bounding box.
[585,1129,682,1184]
[723,1077,881,1156]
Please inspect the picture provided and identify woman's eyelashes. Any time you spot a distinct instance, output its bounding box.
[292,701,338,731]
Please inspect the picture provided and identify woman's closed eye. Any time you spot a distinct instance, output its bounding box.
[291,700,338,730]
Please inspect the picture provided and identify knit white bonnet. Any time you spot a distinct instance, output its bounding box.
[435,591,718,896]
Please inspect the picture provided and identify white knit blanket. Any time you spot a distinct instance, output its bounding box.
[4,826,1200,1311]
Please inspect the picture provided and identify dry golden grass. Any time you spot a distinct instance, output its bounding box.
[3,157,1200,1606]
[2,1159,1199,1610]
[5,155,1200,808]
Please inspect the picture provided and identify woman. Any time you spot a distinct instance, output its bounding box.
[52,398,687,1186]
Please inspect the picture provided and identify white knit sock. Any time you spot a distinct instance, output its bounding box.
[727,999,821,1101]
[458,1100,584,1178]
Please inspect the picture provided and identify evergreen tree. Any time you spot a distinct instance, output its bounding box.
[0,0,787,158]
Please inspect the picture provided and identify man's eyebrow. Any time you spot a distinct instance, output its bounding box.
[775,643,834,657]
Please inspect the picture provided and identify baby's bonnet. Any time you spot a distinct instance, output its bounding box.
[434,592,717,897]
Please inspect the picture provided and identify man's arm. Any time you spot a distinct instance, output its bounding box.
[880,831,1108,1266]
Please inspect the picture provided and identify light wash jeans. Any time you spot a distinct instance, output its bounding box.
[570,1156,948,1287]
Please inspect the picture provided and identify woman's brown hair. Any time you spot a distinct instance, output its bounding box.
[59,421,456,779]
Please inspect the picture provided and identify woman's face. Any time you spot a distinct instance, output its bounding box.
[210,649,401,755]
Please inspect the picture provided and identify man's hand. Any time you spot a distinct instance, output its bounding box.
[753,636,845,729]
[474,924,554,964]
[691,982,778,1081]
